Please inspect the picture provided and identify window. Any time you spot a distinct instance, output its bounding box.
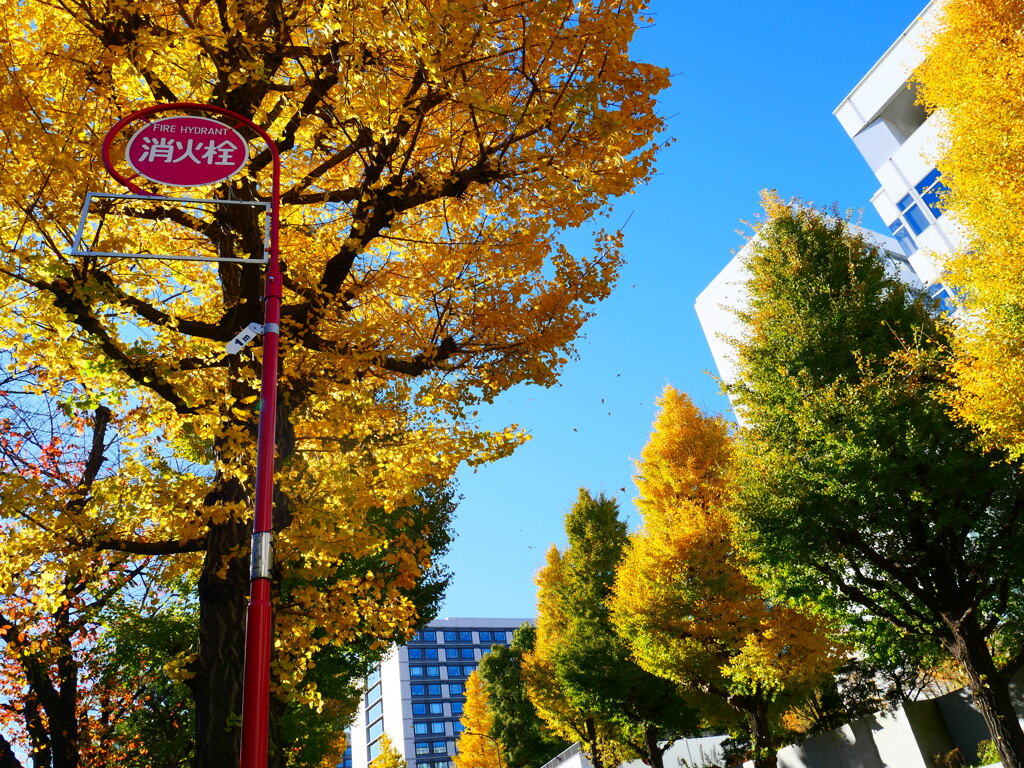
[368,721,384,741]
[916,169,949,218]
[479,631,491,643]
[444,631,472,643]
[887,219,917,257]
[416,743,432,756]
[368,742,382,762]
[415,702,442,716]
[930,282,959,314]
[444,648,461,661]
[453,722,465,734]
[411,666,425,678]
[432,741,448,755]
[415,723,429,736]
[412,684,426,697]
[448,683,464,696]
[411,647,438,660]
[451,702,463,716]
[367,667,381,686]
[447,666,464,678]
[409,648,424,659]
[492,631,506,643]
[897,193,929,236]
[413,703,428,716]
[425,665,440,678]
[411,630,437,642]
[431,721,446,735]
[423,648,438,660]
[460,648,475,659]
[367,701,383,723]
[462,664,476,676]
[365,683,381,704]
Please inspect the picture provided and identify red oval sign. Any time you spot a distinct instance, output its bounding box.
[124,116,249,187]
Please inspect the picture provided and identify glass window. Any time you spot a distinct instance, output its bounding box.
[425,665,440,678]
[453,722,465,734]
[368,742,382,762]
[459,631,472,643]
[416,743,432,756]
[410,666,425,678]
[447,666,463,678]
[479,631,492,642]
[444,648,461,660]
[888,220,917,257]
[415,723,429,735]
[367,667,381,686]
[423,647,438,660]
[448,683,464,696]
[898,194,930,236]
[366,683,382,705]
[915,169,949,218]
[463,664,477,676]
[492,631,506,643]
[930,283,958,314]
[367,701,383,723]
[409,648,424,659]
[427,684,442,696]
[451,702,463,716]
[429,702,443,715]
[418,762,433,768]
[430,721,446,735]
[460,648,475,659]
[444,631,456,643]
[368,721,384,741]
[413,703,428,716]
[422,630,436,642]
[412,684,426,697]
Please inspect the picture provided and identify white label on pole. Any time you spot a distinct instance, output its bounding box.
[226,322,265,355]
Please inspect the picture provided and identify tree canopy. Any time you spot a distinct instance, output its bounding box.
[0,0,669,763]
[729,194,1024,768]
[915,0,1024,458]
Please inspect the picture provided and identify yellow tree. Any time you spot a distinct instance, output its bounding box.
[370,734,408,768]
[0,0,669,764]
[609,387,843,768]
[915,0,1024,456]
[453,670,503,768]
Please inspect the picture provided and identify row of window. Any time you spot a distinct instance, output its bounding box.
[412,701,463,717]
[409,647,478,661]
[412,683,465,697]
[409,664,478,679]
[410,630,508,644]
[888,168,949,257]
[413,721,466,736]
[415,740,451,756]
[417,761,451,768]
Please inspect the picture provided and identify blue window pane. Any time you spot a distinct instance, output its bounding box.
[413,703,427,716]
[888,221,917,257]
[453,722,465,734]
[422,631,436,642]
[409,648,423,659]
[416,743,432,756]
[367,701,383,723]
[447,666,463,678]
[448,683,464,696]
[915,168,949,218]
[430,721,446,734]
[445,648,460,660]
[461,648,475,659]
[410,666,424,678]
[459,631,472,643]
[367,667,381,686]
[451,702,463,715]
[415,723,429,735]
[425,666,440,678]
[444,632,456,643]
[427,684,442,696]
[479,631,492,642]
[412,684,425,696]
[368,720,384,740]
[369,742,382,762]
[492,631,506,643]
[898,194,930,235]
[930,283,958,314]
[429,702,443,715]
[432,741,448,754]
[424,648,438,660]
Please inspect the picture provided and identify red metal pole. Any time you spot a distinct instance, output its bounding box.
[102,103,282,768]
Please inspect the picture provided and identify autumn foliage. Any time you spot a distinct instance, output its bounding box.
[0,0,669,764]
[610,387,841,768]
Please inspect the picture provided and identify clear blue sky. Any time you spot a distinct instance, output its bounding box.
[439,0,928,620]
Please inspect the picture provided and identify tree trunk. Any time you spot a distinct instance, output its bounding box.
[644,724,666,768]
[190,517,252,768]
[730,695,776,768]
[584,718,605,768]
[946,612,1024,768]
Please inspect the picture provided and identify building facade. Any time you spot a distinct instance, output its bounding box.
[832,0,958,301]
[348,617,531,768]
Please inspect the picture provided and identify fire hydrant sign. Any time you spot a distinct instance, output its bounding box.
[124,116,248,187]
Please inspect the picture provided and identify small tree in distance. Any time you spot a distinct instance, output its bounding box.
[454,671,504,768]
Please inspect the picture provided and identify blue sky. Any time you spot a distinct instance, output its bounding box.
[440,0,929,620]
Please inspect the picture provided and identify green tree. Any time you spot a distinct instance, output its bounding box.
[610,387,843,768]
[524,490,696,768]
[477,625,570,768]
[728,194,1024,768]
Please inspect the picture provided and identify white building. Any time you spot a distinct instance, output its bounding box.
[832,0,959,294]
[349,617,531,768]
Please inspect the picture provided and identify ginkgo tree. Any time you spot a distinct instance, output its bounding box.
[610,387,843,768]
[915,0,1024,458]
[0,0,670,764]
